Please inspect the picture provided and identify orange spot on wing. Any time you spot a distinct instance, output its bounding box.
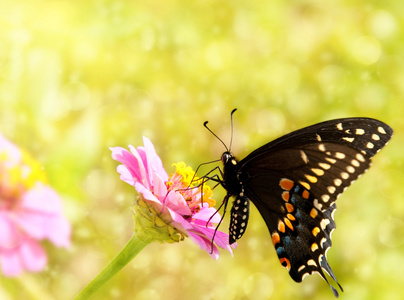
[284,218,294,231]
[312,227,320,237]
[282,191,290,202]
[310,208,318,218]
[279,257,291,270]
[280,178,294,191]
[278,220,286,233]
[302,190,310,199]
[287,213,296,221]
[285,203,294,212]
[272,232,280,246]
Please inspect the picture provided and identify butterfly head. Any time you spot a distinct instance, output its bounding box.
[221,151,237,166]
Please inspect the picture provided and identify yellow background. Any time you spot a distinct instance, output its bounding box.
[1,0,403,299]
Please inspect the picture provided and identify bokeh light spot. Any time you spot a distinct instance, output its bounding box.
[351,36,382,65]
[368,10,397,39]
[134,288,160,300]
[83,169,116,200]
[317,65,348,95]
[354,84,388,111]
[377,55,404,85]
[243,272,274,299]
[60,82,91,111]
[379,217,404,248]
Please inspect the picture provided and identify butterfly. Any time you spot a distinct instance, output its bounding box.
[203,109,393,297]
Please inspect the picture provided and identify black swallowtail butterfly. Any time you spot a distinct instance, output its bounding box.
[203,109,393,297]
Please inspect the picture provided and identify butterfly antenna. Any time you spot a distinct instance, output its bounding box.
[229,108,237,152]
[204,121,229,151]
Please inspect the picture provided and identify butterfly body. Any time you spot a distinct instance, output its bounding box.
[214,116,393,297]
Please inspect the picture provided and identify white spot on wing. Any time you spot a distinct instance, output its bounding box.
[312,168,325,176]
[298,265,306,273]
[334,178,342,186]
[378,126,387,134]
[351,159,360,167]
[307,259,317,266]
[322,194,330,202]
[319,162,331,170]
[327,186,336,194]
[313,199,322,210]
[341,172,349,180]
[372,134,380,141]
[346,166,355,173]
[356,153,366,162]
[343,137,355,143]
[325,157,337,164]
[334,152,346,159]
[300,150,309,164]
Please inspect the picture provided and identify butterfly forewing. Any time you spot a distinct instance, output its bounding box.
[219,117,392,297]
[241,118,392,160]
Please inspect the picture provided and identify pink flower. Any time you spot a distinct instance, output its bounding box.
[0,134,71,277]
[110,136,235,259]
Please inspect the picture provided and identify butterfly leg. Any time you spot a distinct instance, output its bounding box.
[209,193,231,253]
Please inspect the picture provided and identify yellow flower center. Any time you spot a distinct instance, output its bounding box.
[167,162,216,212]
[0,148,47,207]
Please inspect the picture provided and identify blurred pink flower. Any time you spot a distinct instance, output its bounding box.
[0,134,71,277]
[110,136,235,259]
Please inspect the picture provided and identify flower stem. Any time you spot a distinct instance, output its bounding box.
[73,234,150,300]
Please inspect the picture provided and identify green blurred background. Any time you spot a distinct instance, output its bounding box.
[1,0,403,299]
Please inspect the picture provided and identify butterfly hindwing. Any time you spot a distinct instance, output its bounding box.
[245,178,342,295]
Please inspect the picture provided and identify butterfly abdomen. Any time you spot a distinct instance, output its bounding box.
[229,195,250,244]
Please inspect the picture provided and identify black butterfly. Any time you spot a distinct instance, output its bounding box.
[204,109,393,297]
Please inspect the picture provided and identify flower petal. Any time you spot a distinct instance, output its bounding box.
[164,190,192,216]
[15,184,71,247]
[134,182,162,206]
[44,216,71,247]
[128,145,150,189]
[20,239,47,272]
[0,213,20,248]
[142,136,168,182]
[187,231,220,260]
[0,237,47,277]
[110,146,149,189]
[21,183,62,214]
[116,164,135,185]
[152,171,168,202]
[0,249,24,277]
[193,205,222,224]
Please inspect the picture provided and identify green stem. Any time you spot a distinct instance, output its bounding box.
[73,234,150,300]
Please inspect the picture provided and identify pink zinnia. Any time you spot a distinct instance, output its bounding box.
[0,134,71,277]
[110,136,235,258]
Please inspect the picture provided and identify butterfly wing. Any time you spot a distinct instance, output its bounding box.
[237,118,393,297]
